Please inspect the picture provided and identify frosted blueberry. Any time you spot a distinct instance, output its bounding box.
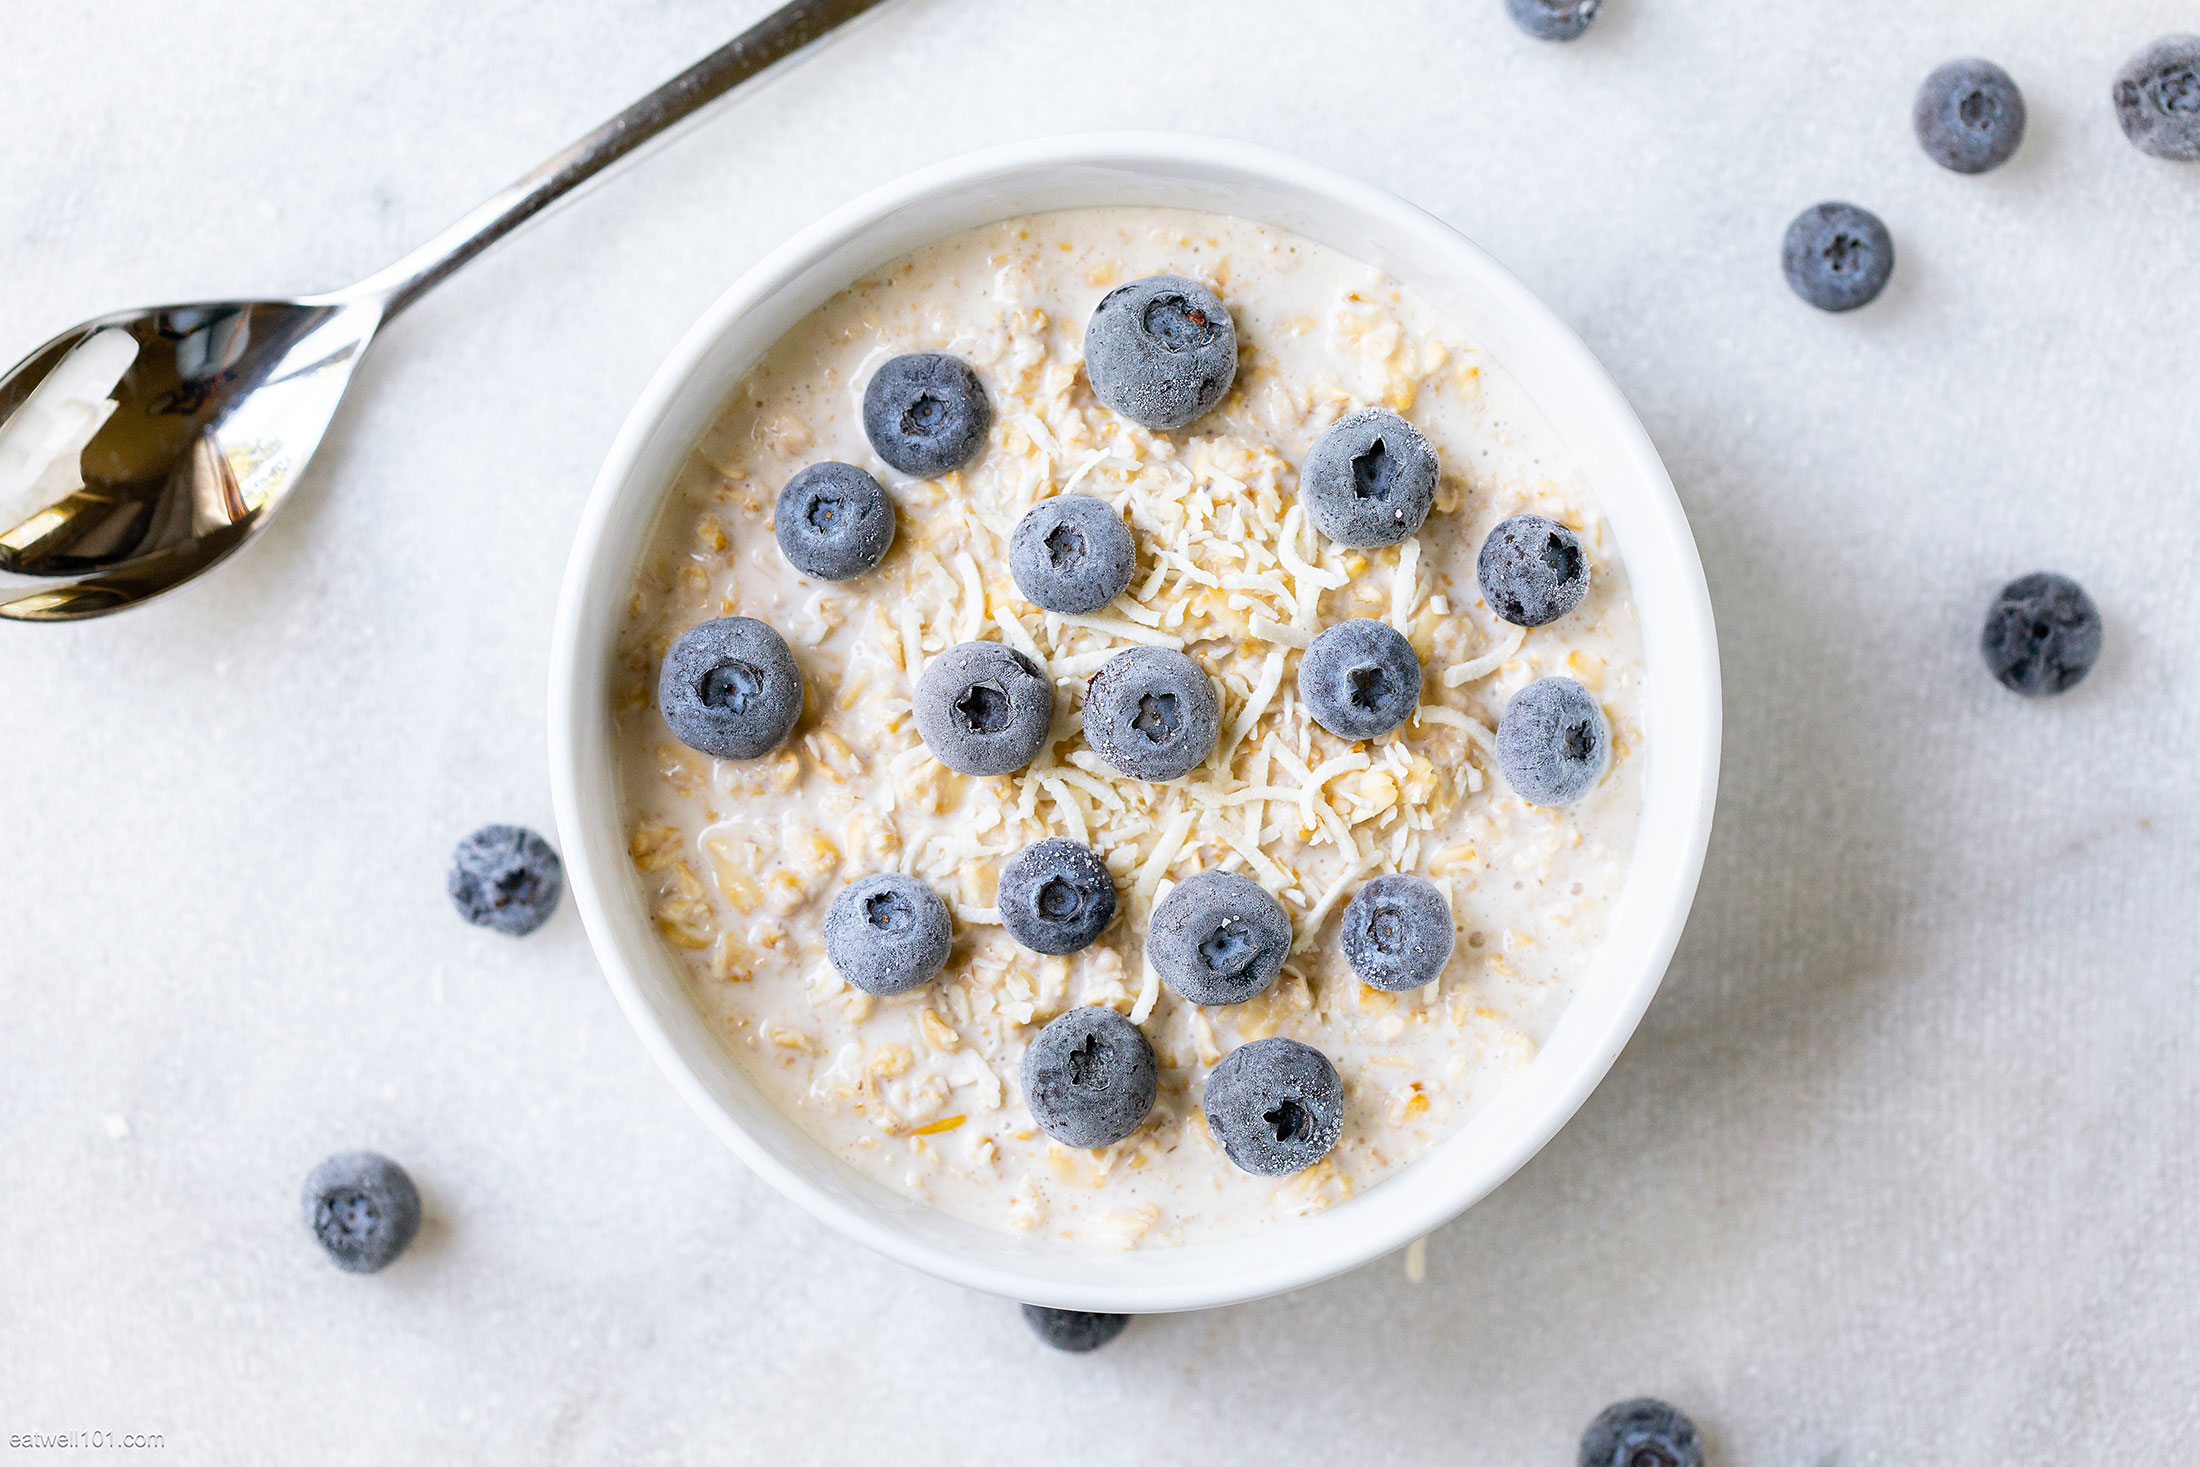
[303,1152,422,1273]
[1009,493,1136,614]
[1478,513,1591,627]
[1201,1038,1344,1177]
[1297,407,1439,549]
[1083,274,1237,430]
[998,838,1118,956]
[1021,1005,1157,1149]
[1298,619,1422,741]
[914,641,1055,775]
[1083,647,1219,782]
[1342,875,1455,992]
[862,353,990,477]
[1147,870,1290,1006]
[1495,676,1610,806]
[658,617,804,761]
[1781,202,1894,312]
[774,461,894,581]
[824,873,952,996]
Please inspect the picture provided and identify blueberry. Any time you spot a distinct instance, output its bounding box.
[774,461,894,581]
[1147,870,1291,1007]
[914,641,1055,775]
[1342,875,1455,992]
[1496,676,1610,806]
[1298,619,1422,741]
[1021,1005,1158,1148]
[302,1152,422,1274]
[1914,59,2027,174]
[1009,494,1137,614]
[1781,202,1894,313]
[1201,1038,1343,1176]
[998,838,1118,955]
[1478,513,1591,627]
[1083,274,1238,431]
[2113,35,2200,162]
[1021,1304,1131,1353]
[1579,1399,1704,1467]
[824,873,953,996]
[862,353,991,477]
[1298,408,1440,549]
[1083,647,1220,782]
[446,824,564,936]
[1980,571,2102,696]
[1506,0,1600,42]
[659,616,804,761]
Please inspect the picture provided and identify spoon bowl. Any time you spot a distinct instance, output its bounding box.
[0,297,379,620]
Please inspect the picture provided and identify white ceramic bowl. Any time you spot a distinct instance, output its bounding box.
[550,133,1719,1313]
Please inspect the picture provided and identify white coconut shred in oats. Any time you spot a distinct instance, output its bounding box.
[613,206,1644,1249]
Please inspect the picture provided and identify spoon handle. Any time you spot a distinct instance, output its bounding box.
[347,0,895,319]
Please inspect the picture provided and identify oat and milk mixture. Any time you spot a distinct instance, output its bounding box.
[613,207,1643,1249]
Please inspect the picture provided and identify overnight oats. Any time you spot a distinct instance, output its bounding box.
[612,207,1643,1249]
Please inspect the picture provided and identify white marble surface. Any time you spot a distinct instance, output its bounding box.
[5,1,2197,1461]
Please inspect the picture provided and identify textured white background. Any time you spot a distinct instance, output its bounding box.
[4,1,2197,1462]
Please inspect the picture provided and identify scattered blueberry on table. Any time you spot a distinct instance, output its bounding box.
[1505,0,1600,43]
[1298,618,1423,741]
[1083,274,1238,430]
[1009,492,1137,614]
[861,352,991,477]
[1021,1005,1158,1149]
[1496,676,1611,806]
[774,461,895,581]
[2112,34,2200,161]
[1021,1305,1131,1353]
[659,616,805,760]
[1148,870,1293,1007]
[1980,571,2102,696]
[1478,513,1590,627]
[302,1152,422,1274]
[1342,874,1456,992]
[1298,406,1440,549]
[1914,59,2026,174]
[447,824,564,936]
[997,838,1119,955]
[913,640,1056,775]
[824,873,953,996]
[1202,1037,1345,1176]
[1578,1399,1703,1467]
[1082,646,1221,782]
[1782,201,1895,313]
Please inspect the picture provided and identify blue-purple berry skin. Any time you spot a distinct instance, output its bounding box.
[2113,35,2200,162]
[1506,0,1600,42]
[659,617,804,761]
[303,1152,422,1274]
[862,353,991,477]
[1009,494,1136,614]
[1021,1305,1131,1352]
[998,839,1118,955]
[1496,676,1610,806]
[1298,408,1439,549]
[1479,513,1590,627]
[1148,870,1292,1007]
[824,873,953,996]
[447,825,563,936]
[1201,1038,1344,1176]
[1980,572,2101,696]
[1578,1399,1703,1467]
[1298,618,1422,741]
[774,461,895,581]
[1083,275,1238,431]
[1021,1005,1157,1149]
[913,641,1055,775]
[1082,647,1220,782]
[1782,202,1894,312]
[1914,59,2026,174]
[1342,875,1455,992]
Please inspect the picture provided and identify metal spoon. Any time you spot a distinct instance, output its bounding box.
[0,0,889,623]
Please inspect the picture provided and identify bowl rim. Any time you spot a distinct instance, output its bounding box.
[550,131,1720,1312]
